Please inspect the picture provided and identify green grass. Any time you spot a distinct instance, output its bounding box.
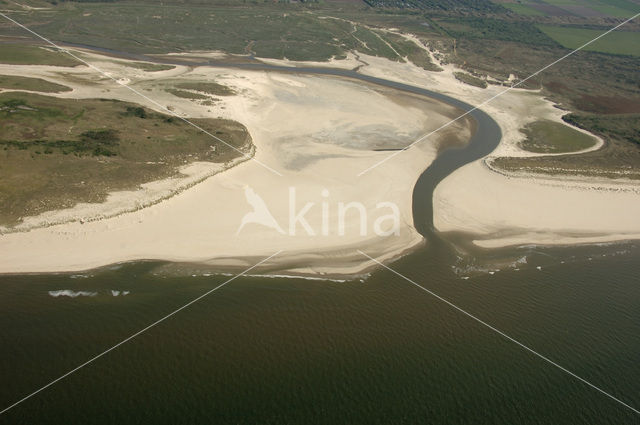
[1,4,358,61]
[540,0,639,17]
[126,62,176,72]
[588,3,639,18]
[453,72,488,88]
[351,27,400,61]
[0,75,72,93]
[492,115,640,179]
[0,44,80,66]
[519,120,596,153]
[501,3,545,16]
[175,81,235,96]
[381,32,441,71]
[0,3,440,64]
[0,92,250,225]
[166,88,209,100]
[538,25,640,56]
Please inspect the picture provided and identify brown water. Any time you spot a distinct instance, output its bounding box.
[0,242,639,424]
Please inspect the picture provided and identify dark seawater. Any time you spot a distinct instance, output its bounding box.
[1,242,639,424]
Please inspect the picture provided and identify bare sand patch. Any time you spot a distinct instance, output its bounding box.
[0,54,469,275]
[2,40,638,275]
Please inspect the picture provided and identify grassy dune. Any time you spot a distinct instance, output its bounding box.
[0,44,80,66]
[0,92,250,225]
[174,81,235,96]
[519,120,596,153]
[0,75,72,93]
[453,72,487,88]
[492,114,640,179]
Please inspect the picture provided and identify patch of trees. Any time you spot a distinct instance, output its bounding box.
[362,0,507,14]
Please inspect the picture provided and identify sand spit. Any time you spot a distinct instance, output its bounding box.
[0,52,469,275]
[249,46,640,250]
[1,41,639,275]
[435,161,640,248]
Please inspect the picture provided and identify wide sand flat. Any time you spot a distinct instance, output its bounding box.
[0,54,469,275]
[1,41,639,275]
[435,161,640,247]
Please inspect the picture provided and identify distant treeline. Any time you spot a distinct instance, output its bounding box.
[47,0,121,3]
[361,0,506,13]
[440,18,558,46]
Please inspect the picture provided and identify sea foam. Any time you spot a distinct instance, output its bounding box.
[49,290,98,298]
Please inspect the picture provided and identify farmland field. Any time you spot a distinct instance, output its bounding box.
[497,0,640,18]
[538,25,640,57]
[541,0,640,17]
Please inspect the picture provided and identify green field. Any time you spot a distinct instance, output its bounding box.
[498,0,639,18]
[0,75,71,93]
[519,120,596,153]
[538,25,640,56]
[0,44,80,66]
[0,92,250,225]
[540,0,639,17]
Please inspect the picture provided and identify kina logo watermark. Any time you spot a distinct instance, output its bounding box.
[236,186,400,237]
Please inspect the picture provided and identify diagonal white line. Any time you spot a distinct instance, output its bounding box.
[358,249,640,415]
[0,12,283,177]
[0,250,283,416]
[357,12,640,177]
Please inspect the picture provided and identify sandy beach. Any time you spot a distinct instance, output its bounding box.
[0,50,470,275]
[1,41,639,275]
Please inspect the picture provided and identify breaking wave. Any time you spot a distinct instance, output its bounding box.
[49,290,98,298]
